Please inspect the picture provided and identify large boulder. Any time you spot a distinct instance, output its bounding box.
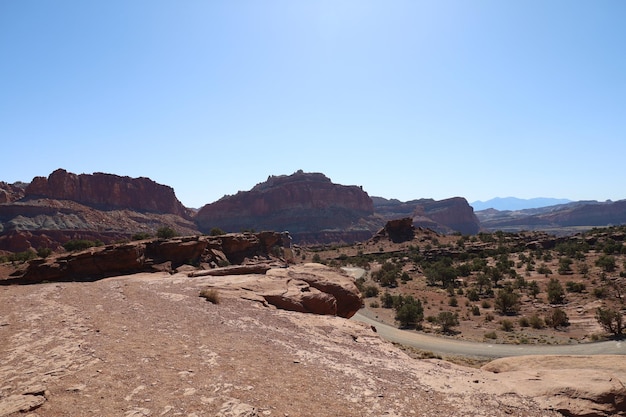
[194,263,362,318]
[372,196,480,235]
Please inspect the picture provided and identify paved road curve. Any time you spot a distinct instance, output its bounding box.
[343,266,625,358]
[352,310,626,358]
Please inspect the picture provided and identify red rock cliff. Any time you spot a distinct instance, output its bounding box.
[194,171,374,237]
[25,169,190,217]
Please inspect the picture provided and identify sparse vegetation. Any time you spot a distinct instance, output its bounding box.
[199,288,220,304]
[63,239,103,252]
[156,226,178,239]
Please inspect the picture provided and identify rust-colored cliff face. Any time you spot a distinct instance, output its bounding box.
[373,197,480,235]
[25,169,190,218]
[194,171,375,239]
[416,197,481,235]
[0,182,26,204]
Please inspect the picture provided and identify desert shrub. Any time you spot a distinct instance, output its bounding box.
[545,307,569,329]
[596,307,624,336]
[209,227,226,236]
[448,296,458,307]
[424,258,457,288]
[546,278,565,304]
[380,292,394,309]
[529,314,544,329]
[9,251,37,263]
[500,319,514,332]
[527,280,540,298]
[369,301,380,308]
[400,272,411,282]
[436,311,459,333]
[596,255,617,272]
[467,288,480,302]
[484,331,497,339]
[394,296,424,329]
[372,261,401,287]
[519,316,530,327]
[132,232,152,240]
[558,257,573,274]
[363,285,379,298]
[472,305,480,316]
[312,254,322,263]
[37,247,52,258]
[481,300,491,309]
[537,264,553,276]
[566,281,586,293]
[199,288,220,304]
[485,313,495,322]
[494,287,520,315]
[156,226,177,239]
[63,239,100,252]
[593,287,608,299]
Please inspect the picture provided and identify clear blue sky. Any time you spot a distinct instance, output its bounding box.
[1,1,624,208]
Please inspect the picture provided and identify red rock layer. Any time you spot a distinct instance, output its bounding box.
[25,169,190,217]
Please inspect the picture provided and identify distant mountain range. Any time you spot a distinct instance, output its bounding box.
[471,197,573,211]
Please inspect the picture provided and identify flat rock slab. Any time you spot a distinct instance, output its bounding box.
[0,394,46,416]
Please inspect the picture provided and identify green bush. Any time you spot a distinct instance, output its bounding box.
[546,278,565,304]
[529,314,544,329]
[363,285,379,298]
[37,247,52,258]
[63,239,100,252]
[156,226,177,239]
[566,281,586,293]
[372,262,401,287]
[436,311,459,333]
[394,295,424,328]
[210,227,226,236]
[132,232,152,240]
[500,319,514,332]
[545,307,569,329]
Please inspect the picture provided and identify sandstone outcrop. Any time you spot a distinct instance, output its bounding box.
[4,232,290,285]
[194,171,375,242]
[0,275,555,417]
[373,196,480,235]
[195,263,362,318]
[0,182,26,204]
[372,217,415,243]
[482,355,626,417]
[25,169,191,217]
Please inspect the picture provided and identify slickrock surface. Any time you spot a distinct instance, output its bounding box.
[0,269,557,417]
[482,355,626,416]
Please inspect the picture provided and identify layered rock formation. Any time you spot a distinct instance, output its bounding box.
[195,171,376,242]
[477,199,626,233]
[195,263,362,318]
[373,196,480,235]
[5,232,288,285]
[0,182,26,204]
[26,169,190,217]
[0,170,199,252]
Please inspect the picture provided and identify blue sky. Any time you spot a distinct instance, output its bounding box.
[1,1,624,208]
